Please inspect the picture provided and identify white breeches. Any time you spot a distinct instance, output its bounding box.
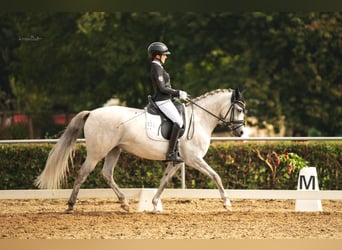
[155,99,183,128]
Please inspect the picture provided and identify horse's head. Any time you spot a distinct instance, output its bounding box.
[222,88,246,137]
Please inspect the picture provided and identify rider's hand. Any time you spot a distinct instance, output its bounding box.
[179,90,188,101]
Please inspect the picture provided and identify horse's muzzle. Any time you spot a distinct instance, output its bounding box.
[231,126,244,137]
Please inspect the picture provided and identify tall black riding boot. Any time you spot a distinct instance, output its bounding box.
[166,123,184,163]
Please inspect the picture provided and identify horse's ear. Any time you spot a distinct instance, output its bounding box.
[231,89,236,102]
[233,88,246,102]
[237,88,247,95]
[236,88,241,99]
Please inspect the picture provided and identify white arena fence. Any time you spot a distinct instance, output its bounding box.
[1,136,342,144]
[0,188,341,200]
[0,137,341,201]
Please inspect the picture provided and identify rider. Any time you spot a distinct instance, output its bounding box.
[148,41,188,163]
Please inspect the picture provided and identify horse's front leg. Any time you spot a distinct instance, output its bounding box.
[189,157,232,211]
[152,162,181,212]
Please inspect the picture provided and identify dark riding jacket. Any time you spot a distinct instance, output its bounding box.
[150,61,180,102]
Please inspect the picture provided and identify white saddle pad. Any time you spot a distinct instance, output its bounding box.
[145,109,168,141]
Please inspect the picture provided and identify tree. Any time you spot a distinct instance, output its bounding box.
[1,12,341,138]
[8,13,83,137]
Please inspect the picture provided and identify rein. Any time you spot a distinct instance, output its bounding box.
[186,98,245,138]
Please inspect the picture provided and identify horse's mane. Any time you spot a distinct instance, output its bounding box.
[186,88,233,106]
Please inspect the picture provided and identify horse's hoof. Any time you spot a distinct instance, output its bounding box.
[152,207,163,213]
[65,208,74,214]
[223,199,232,211]
[224,205,233,212]
[120,203,130,212]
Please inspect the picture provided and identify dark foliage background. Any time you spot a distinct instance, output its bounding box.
[0,12,341,138]
[0,142,340,190]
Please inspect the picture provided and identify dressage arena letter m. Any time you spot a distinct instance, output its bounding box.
[295,167,322,212]
[299,175,315,190]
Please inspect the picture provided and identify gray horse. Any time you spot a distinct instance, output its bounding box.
[35,88,246,213]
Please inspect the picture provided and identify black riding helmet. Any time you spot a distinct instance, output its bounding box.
[147,42,171,60]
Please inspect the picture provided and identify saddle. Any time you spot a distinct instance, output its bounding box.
[145,95,186,141]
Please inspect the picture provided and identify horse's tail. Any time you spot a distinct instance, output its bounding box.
[34,110,91,189]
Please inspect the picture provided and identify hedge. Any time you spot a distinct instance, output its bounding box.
[0,142,341,190]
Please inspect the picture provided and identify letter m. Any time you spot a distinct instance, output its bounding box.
[299,175,315,190]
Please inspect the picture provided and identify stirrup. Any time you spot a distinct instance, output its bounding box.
[166,152,184,164]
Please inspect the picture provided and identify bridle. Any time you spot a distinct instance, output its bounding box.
[223,100,246,132]
[186,97,246,133]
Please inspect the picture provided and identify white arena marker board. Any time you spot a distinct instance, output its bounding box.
[295,167,323,212]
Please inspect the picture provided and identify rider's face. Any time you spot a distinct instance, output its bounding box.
[157,54,167,64]
[160,54,167,63]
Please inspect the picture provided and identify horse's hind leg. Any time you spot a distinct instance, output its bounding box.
[101,147,130,212]
[152,162,181,212]
[66,157,98,213]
